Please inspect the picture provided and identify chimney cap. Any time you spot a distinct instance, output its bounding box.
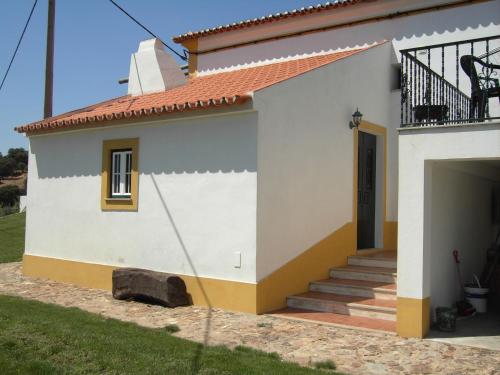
[138,38,163,52]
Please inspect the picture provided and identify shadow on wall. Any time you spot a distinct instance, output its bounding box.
[150,174,213,374]
[31,112,257,179]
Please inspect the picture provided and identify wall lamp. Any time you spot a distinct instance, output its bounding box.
[349,108,363,129]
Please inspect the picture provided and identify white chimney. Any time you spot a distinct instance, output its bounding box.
[127,38,187,96]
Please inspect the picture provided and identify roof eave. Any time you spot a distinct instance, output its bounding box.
[15,94,252,136]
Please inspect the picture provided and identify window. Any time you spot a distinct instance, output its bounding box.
[101,138,139,211]
[111,150,132,197]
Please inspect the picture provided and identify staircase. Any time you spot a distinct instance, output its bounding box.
[284,251,397,331]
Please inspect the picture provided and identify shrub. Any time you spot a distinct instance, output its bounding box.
[0,204,19,217]
[164,324,180,334]
[313,360,337,371]
[0,185,20,207]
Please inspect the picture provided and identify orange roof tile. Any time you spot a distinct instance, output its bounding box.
[173,0,371,43]
[15,48,367,134]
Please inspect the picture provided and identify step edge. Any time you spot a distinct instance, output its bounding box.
[348,255,397,261]
[310,281,397,294]
[267,311,397,335]
[287,295,397,312]
[331,267,397,276]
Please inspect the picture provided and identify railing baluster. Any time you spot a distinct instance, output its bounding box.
[455,44,459,123]
[401,53,404,126]
[485,39,490,118]
[399,35,500,127]
[406,53,409,125]
[410,51,414,124]
[427,48,431,122]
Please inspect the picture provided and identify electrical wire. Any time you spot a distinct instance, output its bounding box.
[108,0,188,61]
[0,0,39,93]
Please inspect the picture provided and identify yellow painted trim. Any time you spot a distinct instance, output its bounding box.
[353,127,359,250]
[23,254,116,290]
[383,221,398,251]
[396,297,430,338]
[180,39,198,77]
[22,254,258,314]
[354,121,388,249]
[101,138,139,211]
[256,223,356,313]
[182,274,257,314]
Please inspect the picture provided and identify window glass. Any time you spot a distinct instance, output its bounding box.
[111,150,132,197]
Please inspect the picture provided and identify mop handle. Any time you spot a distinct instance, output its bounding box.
[453,249,465,297]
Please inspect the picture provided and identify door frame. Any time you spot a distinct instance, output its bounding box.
[353,121,387,252]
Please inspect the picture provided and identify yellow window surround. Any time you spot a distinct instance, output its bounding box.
[101,138,139,211]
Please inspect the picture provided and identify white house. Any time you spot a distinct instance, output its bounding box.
[16,0,500,338]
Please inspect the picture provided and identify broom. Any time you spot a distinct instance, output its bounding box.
[453,249,476,317]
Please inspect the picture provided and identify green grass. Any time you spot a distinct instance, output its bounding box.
[0,295,339,374]
[164,324,181,334]
[0,212,25,263]
[314,360,337,371]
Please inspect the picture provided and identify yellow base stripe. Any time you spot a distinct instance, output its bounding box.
[396,297,430,338]
[22,220,394,317]
[256,223,356,313]
[23,254,116,290]
[383,221,398,251]
[22,254,257,314]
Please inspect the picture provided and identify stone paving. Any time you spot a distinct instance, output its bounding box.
[1,262,499,375]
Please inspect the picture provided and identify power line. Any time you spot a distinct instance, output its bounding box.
[0,0,39,93]
[108,0,188,61]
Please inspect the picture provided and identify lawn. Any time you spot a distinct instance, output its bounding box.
[0,295,337,374]
[0,212,25,263]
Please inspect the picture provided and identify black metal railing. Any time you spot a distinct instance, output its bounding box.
[401,35,500,127]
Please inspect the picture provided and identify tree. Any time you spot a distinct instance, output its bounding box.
[7,148,28,171]
[0,157,16,178]
[0,185,20,207]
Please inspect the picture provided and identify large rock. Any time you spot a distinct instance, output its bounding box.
[112,268,190,307]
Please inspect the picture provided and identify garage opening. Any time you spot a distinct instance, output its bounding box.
[425,160,500,350]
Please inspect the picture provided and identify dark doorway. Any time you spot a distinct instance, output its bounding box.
[357,131,377,249]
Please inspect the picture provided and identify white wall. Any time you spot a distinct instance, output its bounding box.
[398,122,500,300]
[197,1,500,75]
[195,0,499,223]
[254,43,394,281]
[430,162,495,314]
[19,196,27,213]
[26,111,258,283]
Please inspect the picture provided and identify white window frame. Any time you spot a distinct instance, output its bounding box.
[111,150,132,198]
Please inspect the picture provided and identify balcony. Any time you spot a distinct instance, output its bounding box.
[400,35,500,127]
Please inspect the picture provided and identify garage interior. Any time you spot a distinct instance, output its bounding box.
[425,160,500,350]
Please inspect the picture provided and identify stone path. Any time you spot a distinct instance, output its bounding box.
[1,262,499,375]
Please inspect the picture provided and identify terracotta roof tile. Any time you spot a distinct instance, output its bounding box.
[15,48,367,134]
[173,0,371,43]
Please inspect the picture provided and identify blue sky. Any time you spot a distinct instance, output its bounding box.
[0,0,320,154]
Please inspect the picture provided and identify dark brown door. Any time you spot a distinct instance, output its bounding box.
[357,131,377,249]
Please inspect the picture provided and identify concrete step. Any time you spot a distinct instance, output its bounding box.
[310,278,397,300]
[348,255,397,269]
[287,291,396,321]
[271,308,397,333]
[330,265,397,283]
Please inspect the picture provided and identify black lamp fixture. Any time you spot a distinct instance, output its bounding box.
[349,108,363,129]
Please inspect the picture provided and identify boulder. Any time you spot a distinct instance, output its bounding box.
[112,268,190,307]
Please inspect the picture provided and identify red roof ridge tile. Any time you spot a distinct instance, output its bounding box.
[173,1,370,43]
